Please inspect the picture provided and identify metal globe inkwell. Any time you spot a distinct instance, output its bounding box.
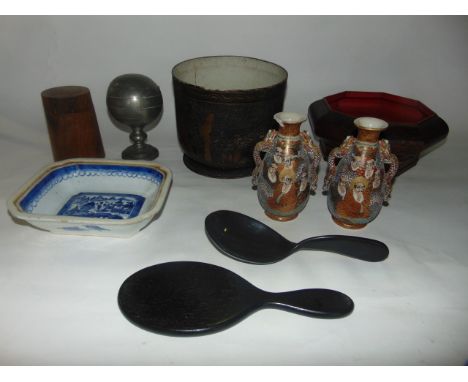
[106,74,163,160]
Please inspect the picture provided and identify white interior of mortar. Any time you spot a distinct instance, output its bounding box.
[173,56,287,91]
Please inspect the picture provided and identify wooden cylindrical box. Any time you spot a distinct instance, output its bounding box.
[41,86,105,161]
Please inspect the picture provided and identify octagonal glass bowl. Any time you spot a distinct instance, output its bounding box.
[7,158,172,237]
[308,91,449,175]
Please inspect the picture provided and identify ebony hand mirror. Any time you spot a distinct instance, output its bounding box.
[118,261,354,336]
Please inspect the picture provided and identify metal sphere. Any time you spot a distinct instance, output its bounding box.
[106,74,163,128]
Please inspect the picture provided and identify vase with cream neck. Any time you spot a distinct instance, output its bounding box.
[324,117,398,229]
[252,112,321,221]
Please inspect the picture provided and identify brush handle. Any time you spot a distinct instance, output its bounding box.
[263,288,354,319]
[295,235,389,262]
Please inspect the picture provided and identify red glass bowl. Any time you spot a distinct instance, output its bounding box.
[308,91,449,175]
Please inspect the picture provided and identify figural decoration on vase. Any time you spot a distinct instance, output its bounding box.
[252,112,321,221]
[323,117,398,229]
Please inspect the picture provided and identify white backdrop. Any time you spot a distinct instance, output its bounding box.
[1,16,467,154]
[1,16,468,366]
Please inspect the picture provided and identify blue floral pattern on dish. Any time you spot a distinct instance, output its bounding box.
[58,192,145,220]
[61,225,110,231]
[19,163,162,213]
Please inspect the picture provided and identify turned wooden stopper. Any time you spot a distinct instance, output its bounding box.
[41,86,105,161]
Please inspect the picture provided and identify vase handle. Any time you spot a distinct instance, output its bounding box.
[323,136,355,191]
[380,140,399,202]
[252,129,277,186]
[300,131,321,192]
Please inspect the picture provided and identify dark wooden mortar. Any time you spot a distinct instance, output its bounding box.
[172,56,287,178]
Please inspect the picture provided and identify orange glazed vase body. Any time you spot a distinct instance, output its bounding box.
[324,117,398,229]
[252,112,321,221]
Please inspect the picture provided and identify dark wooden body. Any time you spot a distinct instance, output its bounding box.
[41,86,105,161]
[173,77,286,178]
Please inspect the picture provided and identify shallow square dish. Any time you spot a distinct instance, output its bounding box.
[7,158,172,237]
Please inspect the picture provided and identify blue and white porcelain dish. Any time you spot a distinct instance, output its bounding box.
[7,158,172,237]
